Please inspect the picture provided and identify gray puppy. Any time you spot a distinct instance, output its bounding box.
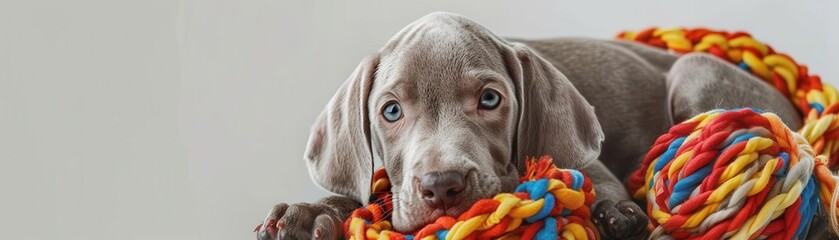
[256,12,803,240]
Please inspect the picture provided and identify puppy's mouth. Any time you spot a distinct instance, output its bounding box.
[428,199,474,216]
[405,196,476,231]
[409,170,491,224]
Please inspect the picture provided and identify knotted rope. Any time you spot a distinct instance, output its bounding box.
[618,28,839,169]
[345,156,598,240]
[620,27,839,239]
[628,108,839,239]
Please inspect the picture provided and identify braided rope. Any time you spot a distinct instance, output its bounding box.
[345,156,598,240]
[620,27,839,239]
[618,28,839,169]
[627,108,839,239]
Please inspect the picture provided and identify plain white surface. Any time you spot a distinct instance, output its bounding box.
[1,0,837,239]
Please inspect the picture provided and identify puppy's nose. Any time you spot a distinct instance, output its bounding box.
[420,171,466,209]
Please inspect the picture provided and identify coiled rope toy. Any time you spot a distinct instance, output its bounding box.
[620,28,839,239]
[618,28,839,169]
[345,156,598,240]
[628,108,839,239]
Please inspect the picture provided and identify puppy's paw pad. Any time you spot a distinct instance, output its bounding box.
[592,200,648,240]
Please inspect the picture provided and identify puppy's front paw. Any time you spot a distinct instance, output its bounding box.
[592,199,648,240]
[254,202,344,240]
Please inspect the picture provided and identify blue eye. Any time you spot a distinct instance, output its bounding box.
[479,90,501,109]
[382,102,402,122]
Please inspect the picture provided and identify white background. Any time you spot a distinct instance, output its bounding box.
[2,0,837,239]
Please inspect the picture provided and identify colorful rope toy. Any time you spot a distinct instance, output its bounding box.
[620,28,839,239]
[618,28,839,169]
[628,108,839,239]
[345,156,598,240]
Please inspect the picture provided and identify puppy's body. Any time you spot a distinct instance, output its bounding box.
[519,38,673,180]
[257,13,805,239]
[521,38,802,179]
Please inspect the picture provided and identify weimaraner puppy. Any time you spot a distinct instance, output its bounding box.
[256,12,806,239]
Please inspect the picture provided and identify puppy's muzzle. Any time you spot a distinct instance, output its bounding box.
[419,170,466,210]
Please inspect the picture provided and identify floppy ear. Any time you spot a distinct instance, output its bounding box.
[305,55,379,204]
[506,43,604,168]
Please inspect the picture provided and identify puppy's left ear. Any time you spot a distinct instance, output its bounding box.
[505,43,604,168]
[305,55,379,204]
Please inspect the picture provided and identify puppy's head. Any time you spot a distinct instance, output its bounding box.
[304,12,603,231]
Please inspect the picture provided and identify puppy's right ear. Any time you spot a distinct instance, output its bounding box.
[305,55,379,204]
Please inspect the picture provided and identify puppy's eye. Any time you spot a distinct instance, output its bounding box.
[382,102,402,122]
[479,90,501,110]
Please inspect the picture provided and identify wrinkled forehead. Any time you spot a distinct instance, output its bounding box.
[373,13,511,101]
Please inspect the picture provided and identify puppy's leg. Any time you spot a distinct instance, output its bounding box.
[584,160,648,239]
[255,196,360,240]
[667,53,801,128]
[806,211,839,240]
